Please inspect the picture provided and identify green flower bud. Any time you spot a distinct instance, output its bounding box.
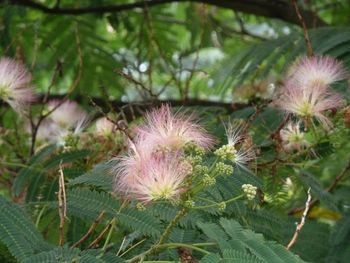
[218,202,226,211]
[136,203,146,211]
[214,144,237,160]
[242,184,257,200]
[184,199,195,208]
[194,164,209,175]
[215,162,234,176]
[202,174,216,186]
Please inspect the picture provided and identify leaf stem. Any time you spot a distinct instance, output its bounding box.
[192,194,244,209]
[158,243,210,255]
[127,208,188,262]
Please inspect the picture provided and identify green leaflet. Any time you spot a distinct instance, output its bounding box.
[198,218,306,263]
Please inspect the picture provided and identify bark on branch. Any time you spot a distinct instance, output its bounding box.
[30,94,259,121]
[4,0,327,27]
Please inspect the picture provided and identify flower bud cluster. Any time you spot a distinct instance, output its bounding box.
[185,143,206,156]
[218,202,226,211]
[214,144,237,160]
[136,203,146,211]
[193,164,209,175]
[184,199,195,208]
[215,162,233,176]
[186,155,203,165]
[202,174,216,186]
[242,184,257,200]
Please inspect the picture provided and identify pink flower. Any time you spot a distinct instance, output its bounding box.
[135,104,214,153]
[29,100,90,145]
[48,100,89,130]
[276,84,344,129]
[114,142,191,203]
[95,117,117,135]
[112,141,149,187]
[286,56,347,88]
[35,119,58,142]
[280,122,309,152]
[0,57,35,112]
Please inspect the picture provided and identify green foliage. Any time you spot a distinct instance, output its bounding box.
[66,188,120,220]
[199,218,305,263]
[1,1,350,263]
[214,27,350,96]
[0,196,52,261]
[69,162,114,191]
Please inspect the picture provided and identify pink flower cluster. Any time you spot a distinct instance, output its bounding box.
[0,57,36,112]
[113,104,214,203]
[36,100,89,144]
[275,55,347,129]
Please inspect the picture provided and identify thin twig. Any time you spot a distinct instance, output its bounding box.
[89,97,132,140]
[87,218,115,249]
[270,113,291,148]
[71,211,106,248]
[58,161,67,246]
[326,160,350,192]
[127,208,188,262]
[119,238,147,257]
[115,69,156,98]
[29,24,83,155]
[291,0,314,56]
[286,188,312,250]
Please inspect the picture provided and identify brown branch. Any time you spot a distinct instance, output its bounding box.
[5,0,327,27]
[87,219,115,249]
[286,188,311,250]
[72,211,106,248]
[24,94,261,125]
[89,97,133,140]
[291,0,314,56]
[58,162,67,246]
[270,113,291,148]
[326,160,350,192]
[115,69,156,98]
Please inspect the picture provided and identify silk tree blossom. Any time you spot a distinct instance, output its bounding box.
[48,100,89,130]
[113,140,150,193]
[286,56,347,88]
[135,104,214,153]
[35,119,58,142]
[32,100,89,145]
[276,84,344,129]
[215,123,255,167]
[114,143,192,203]
[280,122,309,152]
[95,117,117,136]
[32,117,89,146]
[0,57,35,112]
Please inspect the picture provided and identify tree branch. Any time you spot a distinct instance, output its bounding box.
[286,188,311,250]
[5,0,327,27]
[30,94,259,121]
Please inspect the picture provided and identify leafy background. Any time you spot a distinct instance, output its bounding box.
[0,0,350,262]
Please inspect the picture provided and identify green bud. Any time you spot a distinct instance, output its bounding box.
[202,174,216,186]
[136,203,146,211]
[214,144,237,161]
[194,164,209,175]
[242,184,257,200]
[184,199,195,208]
[218,202,226,211]
[215,162,234,176]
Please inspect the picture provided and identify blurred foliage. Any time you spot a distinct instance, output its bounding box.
[0,0,350,263]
